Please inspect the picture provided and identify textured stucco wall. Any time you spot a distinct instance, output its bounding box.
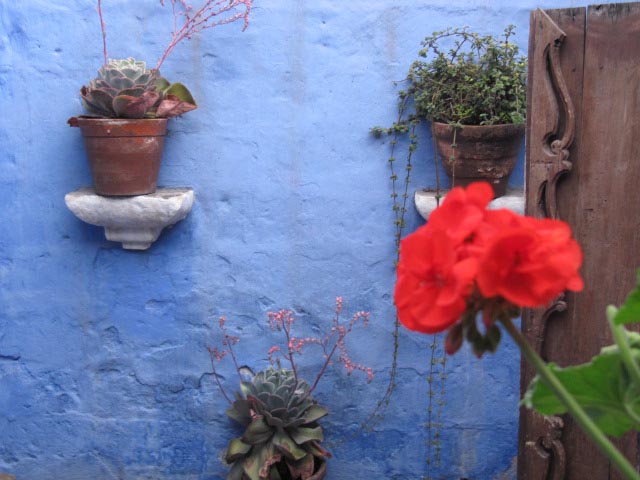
[0,1,616,479]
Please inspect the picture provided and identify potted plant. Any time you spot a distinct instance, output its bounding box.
[68,0,252,196]
[209,300,373,480]
[373,26,526,198]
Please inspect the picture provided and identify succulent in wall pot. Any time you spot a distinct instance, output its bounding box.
[68,0,252,196]
[68,58,198,196]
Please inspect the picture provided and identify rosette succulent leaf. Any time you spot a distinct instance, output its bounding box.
[224,369,330,480]
[79,58,197,119]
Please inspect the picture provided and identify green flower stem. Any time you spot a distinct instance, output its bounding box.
[607,306,640,390]
[500,317,640,480]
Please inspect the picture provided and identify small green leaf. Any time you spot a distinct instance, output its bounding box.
[226,399,252,426]
[286,453,314,479]
[301,405,329,424]
[263,410,284,428]
[165,82,196,105]
[226,438,252,463]
[155,76,171,91]
[240,381,253,398]
[81,87,115,116]
[272,430,307,461]
[242,441,279,480]
[242,446,265,480]
[614,271,640,325]
[304,440,331,459]
[289,426,323,444]
[242,416,274,445]
[227,461,245,480]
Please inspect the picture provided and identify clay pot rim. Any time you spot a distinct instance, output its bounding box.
[74,117,168,126]
[432,121,525,133]
[74,116,169,138]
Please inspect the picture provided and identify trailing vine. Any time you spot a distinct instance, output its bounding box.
[362,94,416,430]
[425,335,447,478]
[369,91,448,480]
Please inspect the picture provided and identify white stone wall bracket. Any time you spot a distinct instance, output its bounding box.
[414,189,524,221]
[65,188,195,250]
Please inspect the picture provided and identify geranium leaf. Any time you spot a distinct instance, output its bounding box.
[614,271,640,325]
[523,336,640,437]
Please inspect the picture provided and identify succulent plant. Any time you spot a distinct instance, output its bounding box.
[80,58,197,119]
[224,368,330,480]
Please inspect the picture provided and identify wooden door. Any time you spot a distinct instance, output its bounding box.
[523,3,640,479]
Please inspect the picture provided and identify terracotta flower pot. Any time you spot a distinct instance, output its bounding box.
[70,117,168,196]
[432,122,524,198]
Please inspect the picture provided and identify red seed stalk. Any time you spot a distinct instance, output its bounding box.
[94,0,252,70]
[97,0,108,65]
[156,0,253,70]
[210,298,372,404]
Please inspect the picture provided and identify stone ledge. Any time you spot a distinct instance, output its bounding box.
[65,188,195,250]
[414,188,524,221]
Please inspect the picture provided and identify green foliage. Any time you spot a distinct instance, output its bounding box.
[524,272,640,438]
[80,58,197,119]
[224,369,329,480]
[523,334,640,437]
[410,26,526,126]
[614,271,640,325]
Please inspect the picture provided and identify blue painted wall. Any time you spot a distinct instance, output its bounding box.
[0,1,617,479]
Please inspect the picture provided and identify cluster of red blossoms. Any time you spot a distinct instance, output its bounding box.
[394,182,583,355]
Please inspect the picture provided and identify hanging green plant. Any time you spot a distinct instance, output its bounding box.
[410,25,526,127]
[372,25,527,198]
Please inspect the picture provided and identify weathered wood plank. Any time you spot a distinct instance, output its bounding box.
[562,4,640,478]
[522,7,586,479]
[523,3,640,479]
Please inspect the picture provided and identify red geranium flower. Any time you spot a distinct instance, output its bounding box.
[428,181,495,245]
[476,216,583,307]
[394,181,583,345]
[395,227,477,333]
